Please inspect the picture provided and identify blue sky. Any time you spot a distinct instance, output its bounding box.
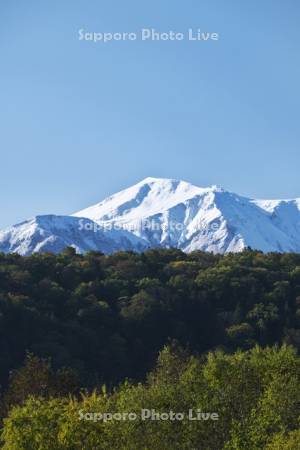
[1,0,299,228]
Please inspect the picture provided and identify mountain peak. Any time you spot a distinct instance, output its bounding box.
[139,176,166,183]
[2,178,300,256]
[210,184,226,193]
[137,176,194,188]
[72,178,300,254]
[138,177,226,193]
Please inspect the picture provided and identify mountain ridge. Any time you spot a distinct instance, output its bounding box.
[1,177,300,255]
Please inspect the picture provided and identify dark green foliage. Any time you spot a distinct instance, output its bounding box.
[0,248,300,390]
[1,248,300,447]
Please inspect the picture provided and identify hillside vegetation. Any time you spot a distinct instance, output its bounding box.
[1,248,300,448]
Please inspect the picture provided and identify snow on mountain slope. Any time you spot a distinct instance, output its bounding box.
[0,215,147,256]
[73,177,300,254]
[74,177,206,223]
[1,178,300,256]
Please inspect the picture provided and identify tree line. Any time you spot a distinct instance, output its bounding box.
[0,247,300,447]
[1,247,300,387]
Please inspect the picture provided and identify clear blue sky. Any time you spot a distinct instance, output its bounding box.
[1,0,299,228]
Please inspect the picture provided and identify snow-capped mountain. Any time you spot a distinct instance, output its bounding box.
[73,177,300,254]
[0,215,147,256]
[1,177,300,255]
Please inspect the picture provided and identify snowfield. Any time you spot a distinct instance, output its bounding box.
[1,177,300,255]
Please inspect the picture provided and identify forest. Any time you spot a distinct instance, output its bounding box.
[1,248,300,448]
